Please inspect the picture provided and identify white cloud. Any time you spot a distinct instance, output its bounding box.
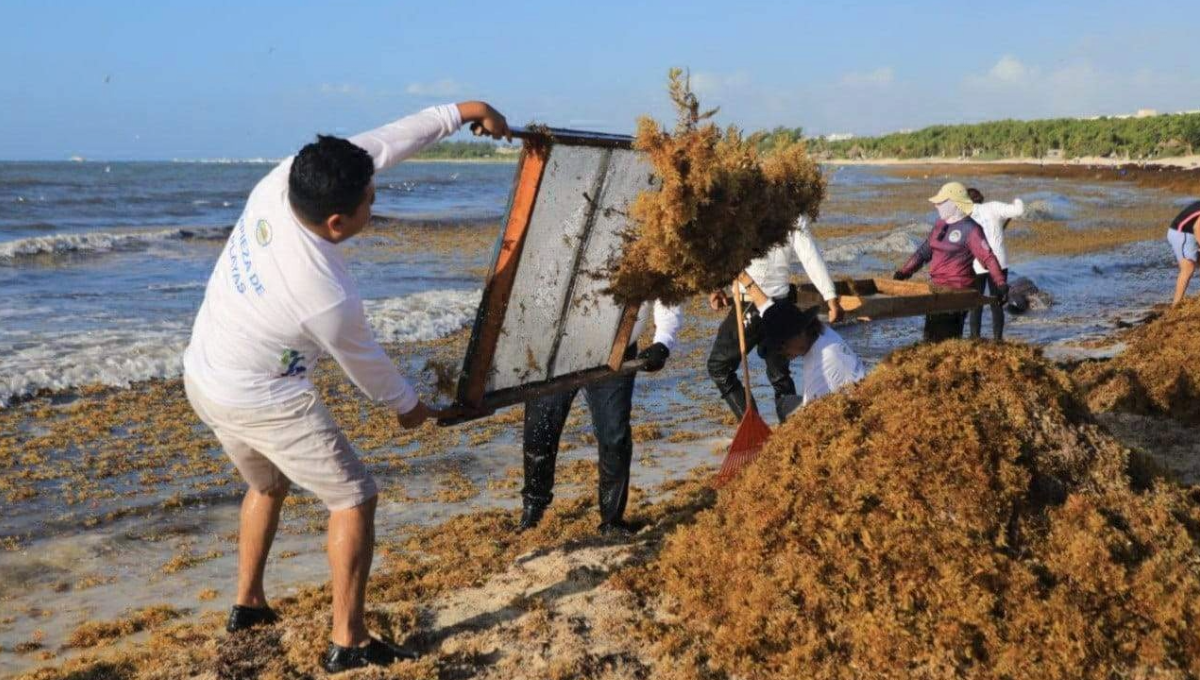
[840,67,895,87]
[405,79,465,97]
[318,83,363,95]
[988,56,1032,84]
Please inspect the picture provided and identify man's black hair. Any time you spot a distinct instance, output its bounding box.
[288,135,375,224]
[967,187,985,204]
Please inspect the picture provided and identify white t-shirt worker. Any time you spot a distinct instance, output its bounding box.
[183,102,512,673]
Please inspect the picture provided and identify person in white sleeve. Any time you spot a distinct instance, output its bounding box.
[182,101,510,673]
[706,215,843,421]
[735,273,865,420]
[517,300,682,536]
[966,187,1024,341]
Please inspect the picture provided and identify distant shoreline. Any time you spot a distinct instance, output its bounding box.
[407,156,519,164]
[825,154,1200,170]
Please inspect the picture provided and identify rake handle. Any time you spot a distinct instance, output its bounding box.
[732,277,753,412]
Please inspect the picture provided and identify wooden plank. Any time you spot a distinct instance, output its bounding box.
[796,276,992,321]
[551,148,654,378]
[488,146,610,392]
[607,305,640,370]
[458,146,547,406]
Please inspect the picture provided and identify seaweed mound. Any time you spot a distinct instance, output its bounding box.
[1075,296,1200,424]
[606,69,826,305]
[652,342,1200,679]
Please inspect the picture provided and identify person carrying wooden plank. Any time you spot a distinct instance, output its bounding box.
[895,182,1009,342]
[706,215,844,421]
[735,272,865,421]
[183,102,510,673]
[517,301,682,536]
[966,187,1025,341]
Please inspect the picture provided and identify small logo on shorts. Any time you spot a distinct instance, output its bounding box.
[948,229,963,243]
[255,220,272,246]
[279,348,306,377]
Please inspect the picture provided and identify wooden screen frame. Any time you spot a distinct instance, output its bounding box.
[444,128,643,425]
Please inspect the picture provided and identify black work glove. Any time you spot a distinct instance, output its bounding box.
[995,284,1010,305]
[893,270,912,281]
[637,342,670,372]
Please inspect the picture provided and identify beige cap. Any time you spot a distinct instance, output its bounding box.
[929,182,974,215]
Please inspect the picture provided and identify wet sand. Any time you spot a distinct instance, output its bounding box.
[3,165,1196,676]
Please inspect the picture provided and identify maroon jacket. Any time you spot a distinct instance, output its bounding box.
[899,217,1006,290]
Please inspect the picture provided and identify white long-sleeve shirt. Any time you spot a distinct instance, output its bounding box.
[739,215,837,301]
[183,104,463,413]
[971,199,1024,274]
[778,326,866,420]
[630,301,683,350]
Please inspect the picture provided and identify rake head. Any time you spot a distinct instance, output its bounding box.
[714,406,772,486]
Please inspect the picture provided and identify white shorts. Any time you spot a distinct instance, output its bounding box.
[184,374,377,511]
[1168,228,1198,263]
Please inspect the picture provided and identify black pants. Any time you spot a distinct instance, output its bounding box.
[707,295,796,422]
[924,311,967,343]
[969,268,1008,341]
[521,344,637,525]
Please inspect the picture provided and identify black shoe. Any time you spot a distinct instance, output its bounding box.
[597,519,643,538]
[324,638,419,673]
[516,504,546,533]
[225,605,279,633]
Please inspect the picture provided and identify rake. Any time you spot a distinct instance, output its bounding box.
[714,276,773,486]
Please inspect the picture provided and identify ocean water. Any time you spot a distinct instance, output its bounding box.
[0,161,514,405]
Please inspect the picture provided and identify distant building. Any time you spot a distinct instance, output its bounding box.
[825,133,855,142]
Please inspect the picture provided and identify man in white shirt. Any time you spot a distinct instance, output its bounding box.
[966,187,1024,341]
[707,215,843,421]
[518,301,681,537]
[737,273,865,419]
[183,101,510,673]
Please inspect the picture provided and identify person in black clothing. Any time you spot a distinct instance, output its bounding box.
[517,302,680,537]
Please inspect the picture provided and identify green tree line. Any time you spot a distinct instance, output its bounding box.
[412,140,514,159]
[804,113,1200,160]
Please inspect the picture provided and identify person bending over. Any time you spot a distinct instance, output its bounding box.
[895,182,1008,342]
[1167,199,1199,305]
[183,102,510,673]
[517,301,682,536]
[737,273,864,420]
[707,215,843,422]
[966,187,1024,341]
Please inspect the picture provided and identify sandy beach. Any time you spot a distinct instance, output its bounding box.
[3,160,1198,678]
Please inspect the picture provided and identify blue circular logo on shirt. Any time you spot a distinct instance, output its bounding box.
[255,220,272,246]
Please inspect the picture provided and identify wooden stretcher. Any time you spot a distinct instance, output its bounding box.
[795,277,996,321]
[438,126,651,426]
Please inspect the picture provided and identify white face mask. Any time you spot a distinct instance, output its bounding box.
[936,200,965,223]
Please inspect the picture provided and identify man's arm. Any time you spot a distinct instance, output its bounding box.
[636,301,683,372]
[993,198,1025,221]
[348,102,509,173]
[791,217,843,321]
[300,298,432,428]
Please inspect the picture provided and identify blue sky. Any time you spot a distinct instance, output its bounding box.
[2,0,1196,160]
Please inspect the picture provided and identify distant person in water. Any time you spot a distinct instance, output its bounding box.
[183,102,510,673]
[894,182,1008,342]
[1167,199,1199,305]
[966,187,1024,341]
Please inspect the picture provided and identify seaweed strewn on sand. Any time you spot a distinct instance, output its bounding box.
[1074,295,1200,424]
[606,69,825,305]
[637,342,1200,679]
[880,162,1200,194]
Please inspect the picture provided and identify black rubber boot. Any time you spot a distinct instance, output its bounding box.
[225,605,279,633]
[597,518,644,539]
[516,504,546,533]
[324,638,419,673]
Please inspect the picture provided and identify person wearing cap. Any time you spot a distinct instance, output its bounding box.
[707,215,843,422]
[736,273,864,420]
[966,187,1024,341]
[894,182,1009,342]
[1167,199,1199,305]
